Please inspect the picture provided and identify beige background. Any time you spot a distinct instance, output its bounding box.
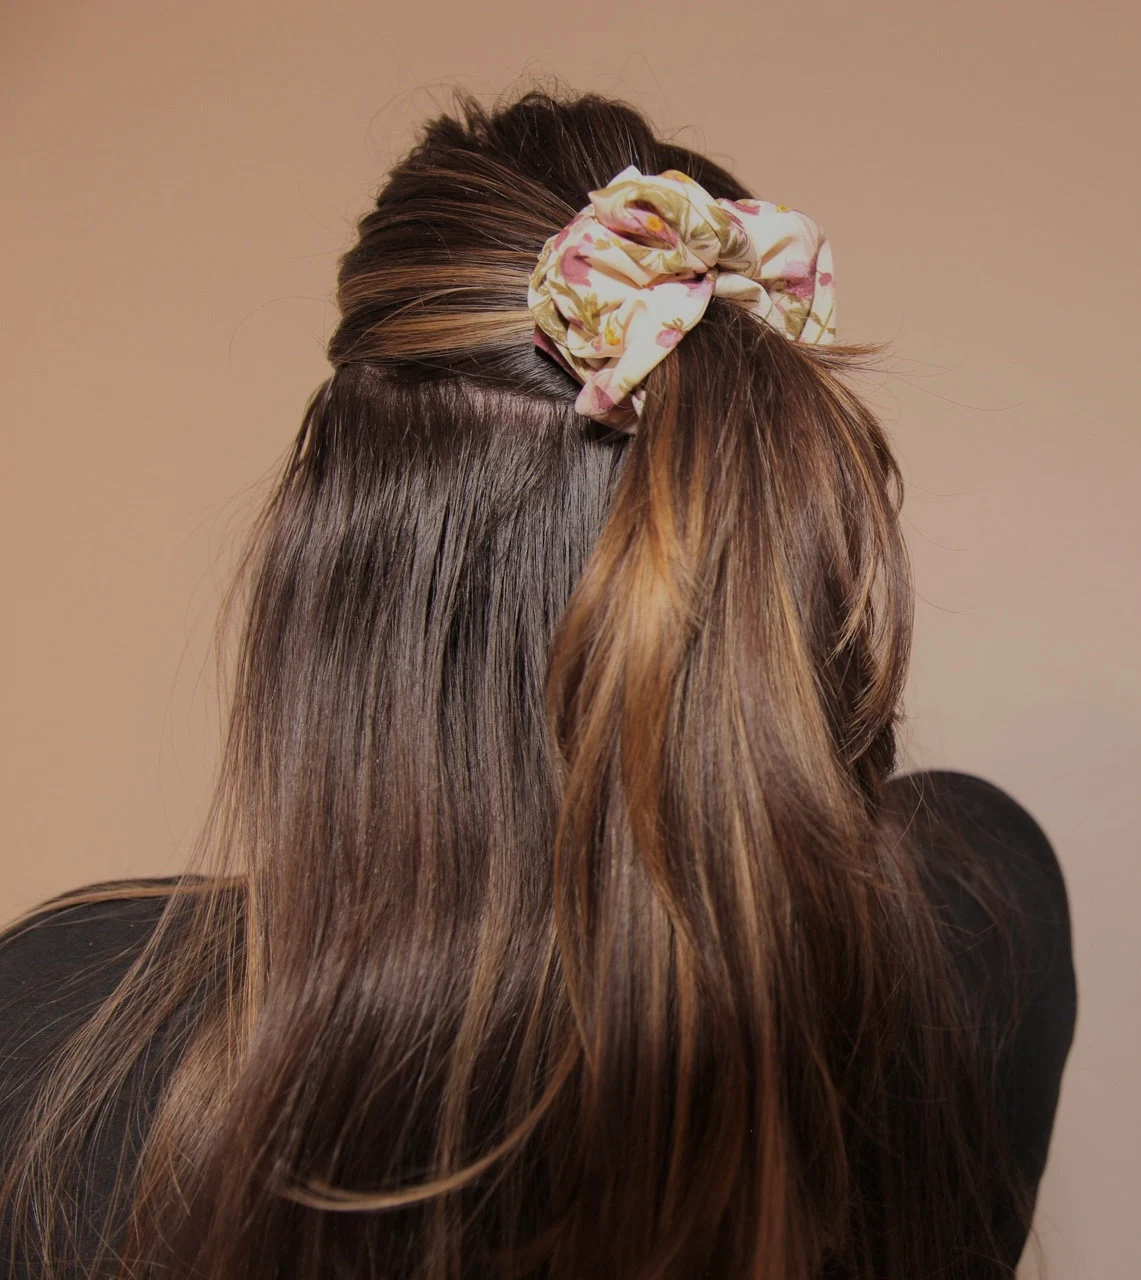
[2,1,1137,1275]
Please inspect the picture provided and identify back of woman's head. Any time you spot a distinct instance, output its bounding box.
[2,89,1030,1279]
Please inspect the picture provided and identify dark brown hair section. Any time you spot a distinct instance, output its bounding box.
[1,88,1032,1278]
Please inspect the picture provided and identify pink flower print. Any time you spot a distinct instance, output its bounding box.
[578,377,617,417]
[781,260,816,301]
[727,198,763,215]
[604,208,643,237]
[533,328,560,359]
[683,274,712,296]
[635,207,677,245]
[551,222,573,252]
[560,243,593,286]
[818,271,833,287]
[533,327,578,378]
[608,204,678,247]
[655,319,687,348]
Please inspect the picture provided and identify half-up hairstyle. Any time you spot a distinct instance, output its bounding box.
[0,88,1032,1279]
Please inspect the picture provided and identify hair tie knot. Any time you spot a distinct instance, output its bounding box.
[527,165,836,429]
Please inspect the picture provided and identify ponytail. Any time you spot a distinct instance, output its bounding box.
[544,304,967,1275]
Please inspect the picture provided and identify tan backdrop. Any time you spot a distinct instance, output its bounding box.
[2,2,1137,1275]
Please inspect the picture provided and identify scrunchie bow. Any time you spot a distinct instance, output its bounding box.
[527,165,836,429]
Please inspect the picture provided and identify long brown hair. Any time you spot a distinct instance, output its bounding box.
[1,88,1033,1278]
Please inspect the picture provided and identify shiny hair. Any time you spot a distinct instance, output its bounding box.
[1,88,1032,1278]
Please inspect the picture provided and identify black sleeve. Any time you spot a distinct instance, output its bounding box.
[886,769,1078,1261]
[0,882,175,1276]
[0,886,172,1101]
[0,808,1077,1273]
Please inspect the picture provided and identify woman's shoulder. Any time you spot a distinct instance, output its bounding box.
[884,767,1075,1013]
[0,879,178,998]
[886,767,1061,861]
[0,882,191,1274]
[0,880,179,1113]
[885,768,1072,937]
[886,768,1078,1212]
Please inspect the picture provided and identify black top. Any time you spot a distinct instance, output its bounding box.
[0,770,1077,1274]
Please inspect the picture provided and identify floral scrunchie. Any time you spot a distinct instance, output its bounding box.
[527,165,836,429]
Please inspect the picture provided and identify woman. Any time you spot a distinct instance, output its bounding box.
[0,88,1075,1279]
